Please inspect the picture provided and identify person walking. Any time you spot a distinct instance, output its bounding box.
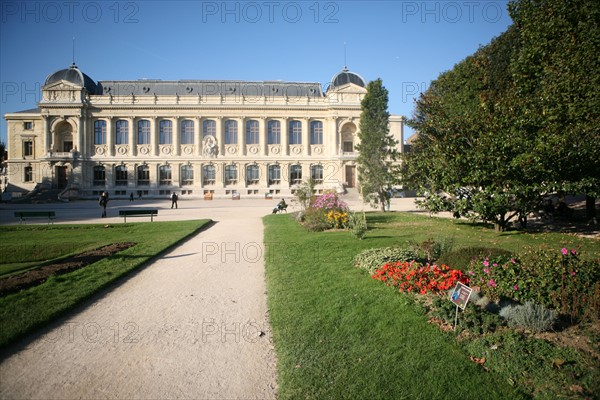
[170,192,178,209]
[99,191,109,217]
[129,193,134,202]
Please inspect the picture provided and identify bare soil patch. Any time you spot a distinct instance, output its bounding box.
[0,242,136,297]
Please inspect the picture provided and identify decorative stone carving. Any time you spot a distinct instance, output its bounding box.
[202,135,218,158]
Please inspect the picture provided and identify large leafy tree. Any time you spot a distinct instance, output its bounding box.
[402,0,600,230]
[509,0,600,220]
[356,79,399,211]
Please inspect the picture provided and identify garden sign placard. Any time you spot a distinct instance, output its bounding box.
[450,282,473,310]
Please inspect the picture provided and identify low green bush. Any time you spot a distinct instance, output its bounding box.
[468,245,600,321]
[348,211,368,240]
[437,246,513,271]
[353,246,418,275]
[302,207,330,232]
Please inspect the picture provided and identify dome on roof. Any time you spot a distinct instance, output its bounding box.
[44,63,98,94]
[328,67,366,91]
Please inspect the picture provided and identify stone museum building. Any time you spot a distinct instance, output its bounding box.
[3,64,404,199]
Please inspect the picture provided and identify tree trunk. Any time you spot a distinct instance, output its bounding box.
[586,195,597,223]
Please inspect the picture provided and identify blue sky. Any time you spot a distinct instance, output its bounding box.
[0,1,513,144]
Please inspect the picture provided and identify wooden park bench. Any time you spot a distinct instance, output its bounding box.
[14,210,56,224]
[118,209,158,223]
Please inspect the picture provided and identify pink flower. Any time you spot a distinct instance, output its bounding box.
[493,263,498,267]
[510,258,516,264]
[483,260,489,267]
[487,279,497,287]
[570,249,577,256]
[570,271,576,276]
[561,248,568,255]
[483,268,490,274]
[513,285,518,291]
[468,270,474,276]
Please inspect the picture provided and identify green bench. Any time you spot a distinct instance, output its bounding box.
[14,211,56,224]
[118,209,158,222]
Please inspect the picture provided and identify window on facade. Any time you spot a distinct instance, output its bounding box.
[268,164,281,185]
[246,164,259,185]
[203,164,216,185]
[267,120,280,144]
[311,164,324,183]
[180,120,194,144]
[115,165,128,186]
[289,120,302,145]
[93,166,106,186]
[137,164,150,185]
[159,120,172,144]
[181,165,194,186]
[24,166,33,182]
[203,119,216,138]
[24,122,33,130]
[310,121,323,145]
[343,141,354,153]
[159,165,172,186]
[137,120,151,144]
[23,141,33,156]
[246,120,259,144]
[225,164,237,184]
[94,120,106,145]
[290,164,302,184]
[115,120,129,145]
[225,120,238,144]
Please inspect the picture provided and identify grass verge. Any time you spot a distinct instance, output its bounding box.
[264,213,527,399]
[0,220,210,349]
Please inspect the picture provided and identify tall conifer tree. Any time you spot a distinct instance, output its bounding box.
[356,79,399,211]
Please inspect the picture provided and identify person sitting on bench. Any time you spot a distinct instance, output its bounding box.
[272,199,287,214]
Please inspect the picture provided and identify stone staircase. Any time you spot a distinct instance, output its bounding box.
[12,187,63,204]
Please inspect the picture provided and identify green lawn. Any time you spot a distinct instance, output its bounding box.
[0,220,210,348]
[263,212,599,399]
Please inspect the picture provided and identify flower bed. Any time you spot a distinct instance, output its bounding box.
[372,261,469,295]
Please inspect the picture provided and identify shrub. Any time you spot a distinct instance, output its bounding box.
[437,247,513,271]
[302,207,330,232]
[432,295,503,335]
[499,301,558,332]
[354,247,418,274]
[468,246,600,321]
[348,211,368,240]
[408,237,455,263]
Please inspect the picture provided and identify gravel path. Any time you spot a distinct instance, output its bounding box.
[0,204,278,399]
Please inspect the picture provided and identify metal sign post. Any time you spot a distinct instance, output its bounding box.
[450,282,473,331]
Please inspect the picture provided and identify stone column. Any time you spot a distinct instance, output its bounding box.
[107,117,114,157]
[281,117,289,156]
[239,117,246,156]
[217,117,224,157]
[302,117,310,155]
[43,116,50,154]
[327,117,337,156]
[196,117,203,155]
[259,117,267,156]
[173,117,180,156]
[151,117,158,157]
[128,117,136,156]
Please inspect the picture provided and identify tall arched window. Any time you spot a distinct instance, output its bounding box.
[115,165,128,186]
[159,165,172,186]
[310,121,323,145]
[115,120,128,145]
[289,120,302,145]
[137,164,150,186]
[137,120,150,144]
[180,120,194,144]
[246,164,259,185]
[203,164,216,185]
[225,164,238,184]
[290,164,302,184]
[246,120,259,144]
[268,164,281,185]
[311,164,324,183]
[203,119,216,138]
[93,166,105,186]
[267,120,280,144]
[181,165,194,186]
[159,120,172,144]
[225,120,238,144]
[94,120,106,145]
